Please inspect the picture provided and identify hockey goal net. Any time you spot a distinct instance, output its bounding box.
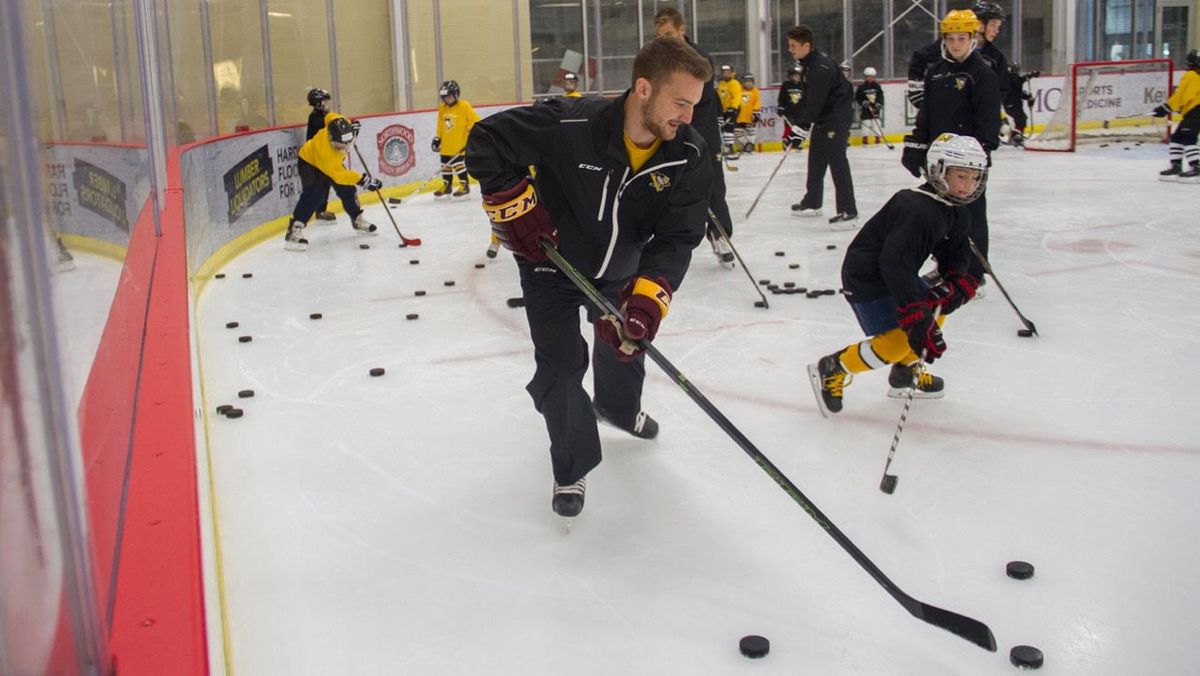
[1026,59,1173,152]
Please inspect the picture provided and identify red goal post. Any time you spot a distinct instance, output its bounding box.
[1026,58,1173,152]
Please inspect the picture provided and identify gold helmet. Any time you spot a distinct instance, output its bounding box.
[941,9,980,35]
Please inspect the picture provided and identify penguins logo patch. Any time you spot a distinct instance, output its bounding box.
[955,77,967,91]
[649,172,671,192]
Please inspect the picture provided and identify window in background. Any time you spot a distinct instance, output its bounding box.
[529,1,584,96]
[208,0,268,134]
[1102,0,1132,61]
[268,0,331,130]
[161,0,214,142]
[441,1,522,105]
[695,0,747,78]
[1157,3,1193,68]
[43,0,122,142]
[335,0,395,115]
[770,0,798,84]
[892,0,938,83]
[850,0,886,81]
[1019,0,1054,74]
[796,0,844,71]
[587,0,641,92]
[1132,0,1155,59]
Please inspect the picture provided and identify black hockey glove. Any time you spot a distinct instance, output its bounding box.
[925,270,979,315]
[897,300,945,363]
[906,80,924,109]
[358,175,382,192]
[901,136,928,178]
[786,125,811,149]
[431,137,442,152]
[1151,104,1172,118]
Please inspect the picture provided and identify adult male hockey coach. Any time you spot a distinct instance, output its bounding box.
[465,37,714,519]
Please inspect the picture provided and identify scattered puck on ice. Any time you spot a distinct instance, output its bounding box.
[215,273,226,279]
[1009,645,1044,669]
[369,367,385,377]
[774,251,785,257]
[758,279,770,285]
[387,197,403,204]
[767,284,779,291]
[1006,561,1035,580]
[225,321,239,329]
[444,280,456,287]
[739,635,770,659]
[216,404,233,415]
[359,243,370,250]
[225,408,244,419]
[238,335,252,343]
[753,300,766,308]
[406,313,419,320]
[783,282,795,288]
[795,287,808,293]
[788,263,800,269]
[1099,143,1109,148]
[806,290,822,298]
[770,288,784,295]
[414,290,426,296]
[309,313,322,320]
[506,297,526,308]
[242,273,253,278]
[474,263,485,269]
[409,259,419,265]
[784,288,799,295]
[237,389,254,398]
[825,244,837,250]
[822,289,837,296]
[1017,328,1034,337]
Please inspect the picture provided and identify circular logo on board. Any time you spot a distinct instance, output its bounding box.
[376,124,416,177]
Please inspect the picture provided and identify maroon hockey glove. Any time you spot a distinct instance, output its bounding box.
[593,276,673,362]
[925,270,979,315]
[481,178,558,262]
[897,300,946,363]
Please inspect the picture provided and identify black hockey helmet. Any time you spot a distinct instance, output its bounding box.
[1187,48,1200,70]
[971,1,1005,23]
[307,88,331,106]
[742,72,755,84]
[326,116,356,144]
[438,80,460,98]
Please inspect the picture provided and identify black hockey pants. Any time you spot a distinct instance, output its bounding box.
[799,124,857,215]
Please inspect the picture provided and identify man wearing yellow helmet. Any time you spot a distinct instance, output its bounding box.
[902,8,1000,284]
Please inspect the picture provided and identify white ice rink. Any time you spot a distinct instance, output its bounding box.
[196,143,1200,675]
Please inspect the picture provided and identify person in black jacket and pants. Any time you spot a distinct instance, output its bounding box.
[465,38,713,519]
[902,9,1000,283]
[785,25,859,228]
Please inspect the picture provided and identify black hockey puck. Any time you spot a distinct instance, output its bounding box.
[410,259,419,265]
[369,367,385,377]
[767,284,779,291]
[758,279,770,285]
[806,290,822,298]
[444,280,456,286]
[822,289,837,296]
[216,404,233,415]
[406,313,419,320]
[242,273,253,278]
[310,313,322,320]
[1099,143,1109,148]
[783,281,795,288]
[388,197,403,204]
[474,263,485,268]
[753,300,767,308]
[1009,645,1044,669]
[795,287,807,293]
[414,290,426,296]
[215,273,226,279]
[826,244,837,250]
[784,288,799,294]
[770,288,784,295]
[1006,561,1035,580]
[1017,328,1034,337]
[359,243,370,250]
[506,297,526,308]
[238,335,252,343]
[237,389,254,398]
[774,251,785,257]
[739,635,770,659]
[788,263,799,269]
[225,408,244,419]
[225,321,239,329]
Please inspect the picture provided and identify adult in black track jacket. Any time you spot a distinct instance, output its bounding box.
[786,25,858,225]
[465,37,713,518]
[305,88,336,221]
[653,7,735,253]
[903,9,1000,281]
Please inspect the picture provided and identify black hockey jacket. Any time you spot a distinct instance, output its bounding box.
[855,81,885,115]
[912,51,1001,152]
[793,49,853,130]
[306,109,325,140]
[466,92,712,288]
[684,35,722,162]
[841,186,971,306]
[777,80,804,126]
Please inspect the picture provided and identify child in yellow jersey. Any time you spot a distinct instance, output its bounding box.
[431,80,481,199]
[284,114,382,251]
[1154,48,1200,182]
[716,65,743,156]
[735,72,761,153]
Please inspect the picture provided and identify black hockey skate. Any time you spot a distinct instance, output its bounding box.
[594,404,658,439]
[807,353,850,417]
[552,477,587,518]
[887,362,944,399]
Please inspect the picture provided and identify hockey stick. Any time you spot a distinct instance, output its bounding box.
[744,147,793,220]
[541,239,997,652]
[352,143,422,247]
[722,152,740,172]
[866,118,894,149]
[968,239,1037,336]
[707,208,768,309]
[879,306,941,494]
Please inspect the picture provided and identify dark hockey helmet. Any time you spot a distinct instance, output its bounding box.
[1187,48,1200,71]
[742,72,755,84]
[326,116,356,144]
[438,80,461,98]
[307,88,331,106]
[971,1,1005,23]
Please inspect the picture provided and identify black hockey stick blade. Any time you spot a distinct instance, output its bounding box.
[879,474,897,494]
[910,599,998,651]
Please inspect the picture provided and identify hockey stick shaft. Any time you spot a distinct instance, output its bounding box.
[968,239,1036,335]
[744,147,792,220]
[541,239,996,652]
[867,118,894,148]
[352,143,422,246]
[879,307,941,494]
[707,209,768,309]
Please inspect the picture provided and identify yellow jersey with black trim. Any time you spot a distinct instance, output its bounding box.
[297,112,362,186]
[1167,70,1200,117]
[737,87,761,124]
[435,99,481,156]
[717,78,743,112]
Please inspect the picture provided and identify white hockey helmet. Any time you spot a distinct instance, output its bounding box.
[926,133,988,204]
[863,67,877,78]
